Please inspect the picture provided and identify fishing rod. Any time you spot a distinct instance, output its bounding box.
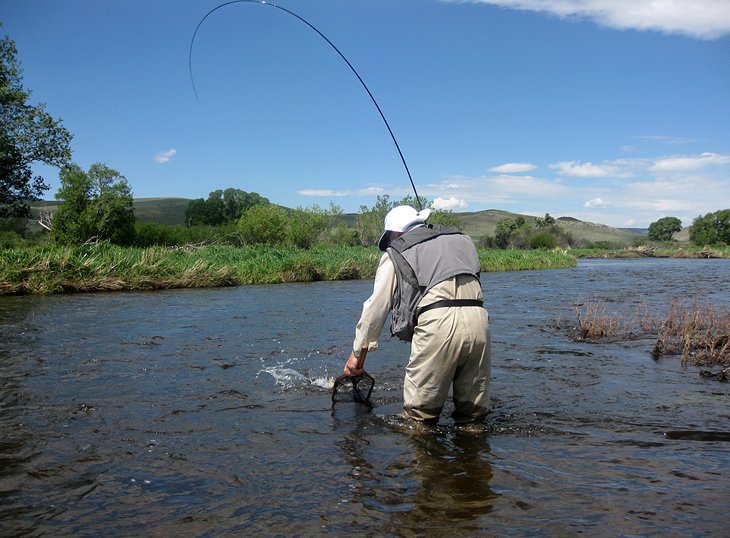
[188,0,423,210]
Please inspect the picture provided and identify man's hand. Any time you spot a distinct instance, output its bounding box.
[343,349,366,376]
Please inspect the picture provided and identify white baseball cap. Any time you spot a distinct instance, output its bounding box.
[378,205,432,251]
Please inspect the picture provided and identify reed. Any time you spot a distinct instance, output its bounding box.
[571,296,729,366]
[572,298,626,339]
[0,244,576,296]
[652,300,730,366]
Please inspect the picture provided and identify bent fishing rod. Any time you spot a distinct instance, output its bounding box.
[188,0,423,210]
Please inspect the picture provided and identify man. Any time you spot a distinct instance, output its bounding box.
[343,205,491,424]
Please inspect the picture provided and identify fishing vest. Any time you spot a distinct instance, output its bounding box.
[387,224,482,342]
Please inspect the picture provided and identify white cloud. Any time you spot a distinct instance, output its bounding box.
[153,148,177,164]
[584,197,609,208]
[358,186,387,196]
[298,186,386,198]
[491,176,564,196]
[649,152,730,173]
[452,0,730,39]
[432,196,469,210]
[635,135,696,145]
[298,189,350,197]
[550,160,626,178]
[489,162,537,174]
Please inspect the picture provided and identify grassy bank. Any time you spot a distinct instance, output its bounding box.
[0,244,576,296]
[572,245,730,259]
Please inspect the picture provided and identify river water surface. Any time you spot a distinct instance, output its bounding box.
[1,259,729,536]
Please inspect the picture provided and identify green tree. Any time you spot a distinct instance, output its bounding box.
[223,187,268,222]
[356,194,461,247]
[52,163,135,245]
[493,216,527,249]
[185,188,269,226]
[357,194,394,246]
[1,30,72,221]
[535,213,556,228]
[689,209,730,246]
[184,198,208,226]
[648,216,682,241]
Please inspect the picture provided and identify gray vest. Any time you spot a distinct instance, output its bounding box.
[387,224,481,341]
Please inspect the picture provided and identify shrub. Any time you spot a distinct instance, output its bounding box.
[237,204,289,245]
[529,231,558,250]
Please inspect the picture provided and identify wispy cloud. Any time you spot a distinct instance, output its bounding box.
[489,162,537,174]
[298,186,387,197]
[450,0,730,39]
[153,148,177,164]
[298,189,350,197]
[635,135,696,145]
[649,152,730,173]
[550,160,628,178]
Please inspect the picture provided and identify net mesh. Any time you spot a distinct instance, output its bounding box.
[331,372,375,407]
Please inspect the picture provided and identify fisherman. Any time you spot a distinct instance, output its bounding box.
[343,205,491,424]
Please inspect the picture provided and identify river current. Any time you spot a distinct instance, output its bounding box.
[1,258,728,536]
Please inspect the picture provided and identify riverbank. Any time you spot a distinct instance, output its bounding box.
[0,244,577,296]
[573,245,730,259]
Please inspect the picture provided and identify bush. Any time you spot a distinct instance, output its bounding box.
[529,232,558,250]
[326,225,359,247]
[237,204,289,245]
[488,218,573,250]
[287,208,328,249]
[133,222,242,247]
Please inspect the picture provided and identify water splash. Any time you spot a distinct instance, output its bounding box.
[259,363,335,391]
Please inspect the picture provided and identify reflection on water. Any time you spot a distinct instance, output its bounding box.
[1,259,729,536]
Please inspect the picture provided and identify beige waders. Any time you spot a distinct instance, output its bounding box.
[402,277,491,424]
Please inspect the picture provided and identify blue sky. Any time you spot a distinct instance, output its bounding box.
[3,0,729,228]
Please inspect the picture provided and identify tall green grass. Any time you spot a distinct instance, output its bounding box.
[0,244,576,296]
[478,249,577,272]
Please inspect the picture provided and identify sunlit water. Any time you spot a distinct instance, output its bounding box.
[1,259,728,536]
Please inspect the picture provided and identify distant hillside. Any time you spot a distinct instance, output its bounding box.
[456,210,643,247]
[28,198,191,231]
[29,198,645,247]
[133,198,190,226]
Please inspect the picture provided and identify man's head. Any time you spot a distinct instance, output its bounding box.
[378,205,432,251]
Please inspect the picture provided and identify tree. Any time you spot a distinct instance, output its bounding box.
[52,163,135,245]
[185,188,269,226]
[648,216,682,241]
[357,194,395,246]
[689,209,730,246]
[493,216,526,249]
[535,213,556,228]
[356,194,462,247]
[1,30,72,221]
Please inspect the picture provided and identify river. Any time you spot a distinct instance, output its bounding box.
[1,258,728,536]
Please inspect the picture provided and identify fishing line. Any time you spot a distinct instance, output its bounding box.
[188,0,422,210]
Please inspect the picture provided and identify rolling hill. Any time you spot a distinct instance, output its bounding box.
[29,198,647,247]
